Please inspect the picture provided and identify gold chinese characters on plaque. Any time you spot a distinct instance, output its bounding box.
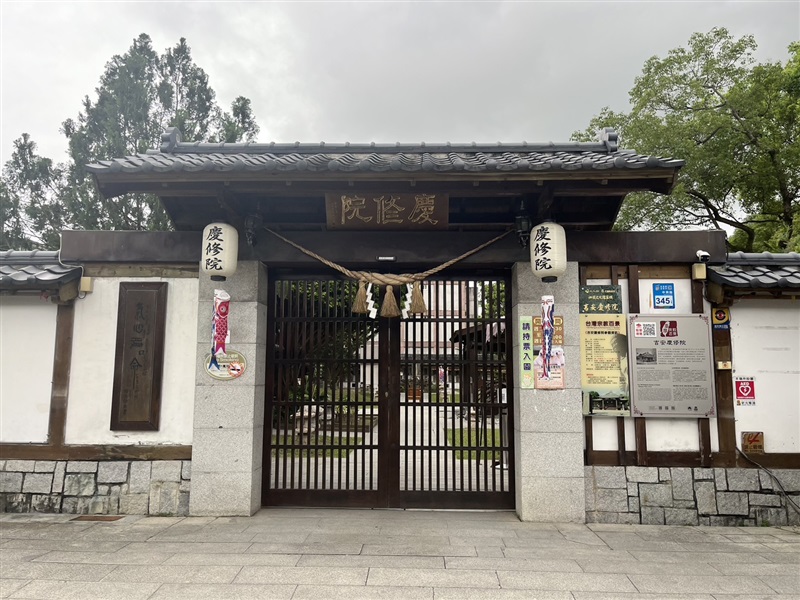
[325,193,449,230]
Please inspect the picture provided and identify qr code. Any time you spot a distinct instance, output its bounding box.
[635,322,657,337]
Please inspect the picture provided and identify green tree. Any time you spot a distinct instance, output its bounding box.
[575,29,799,252]
[1,34,260,250]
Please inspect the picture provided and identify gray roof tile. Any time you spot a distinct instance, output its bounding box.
[87,127,684,177]
[708,252,800,289]
[0,251,82,290]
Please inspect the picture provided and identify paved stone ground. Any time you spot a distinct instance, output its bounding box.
[1,508,798,599]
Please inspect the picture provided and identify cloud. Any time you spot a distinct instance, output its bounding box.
[1,0,798,162]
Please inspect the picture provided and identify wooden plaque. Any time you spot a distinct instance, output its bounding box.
[110,282,168,430]
[325,193,448,230]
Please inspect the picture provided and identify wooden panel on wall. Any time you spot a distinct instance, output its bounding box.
[110,282,168,431]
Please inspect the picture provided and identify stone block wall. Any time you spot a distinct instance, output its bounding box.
[586,466,800,526]
[0,459,191,516]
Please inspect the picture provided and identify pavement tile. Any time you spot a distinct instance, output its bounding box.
[0,539,130,552]
[445,557,581,572]
[448,536,507,546]
[0,548,48,562]
[234,565,368,585]
[148,531,263,543]
[148,583,298,599]
[31,550,173,565]
[763,543,800,552]
[707,596,800,600]
[0,580,28,599]
[247,542,362,555]
[678,542,773,553]
[433,591,571,600]
[296,555,444,569]
[301,533,451,545]
[475,546,505,558]
[712,562,800,575]
[164,552,301,566]
[0,562,115,581]
[628,574,776,595]
[757,575,800,594]
[367,567,500,588]
[123,541,252,554]
[497,571,637,592]
[502,546,633,560]
[293,585,433,599]
[361,544,476,557]
[593,533,688,551]
[101,564,242,583]
[629,551,770,563]
[577,559,723,575]
[6,580,161,599]
[572,594,713,600]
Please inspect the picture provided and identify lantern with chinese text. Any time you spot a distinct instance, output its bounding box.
[201,222,238,281]
[530,221,567,283]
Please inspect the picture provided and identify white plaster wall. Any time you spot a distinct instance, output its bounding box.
[0,296,58,442]
[65,277,198,444]
[588,277,719,452]
[730,299,800,452]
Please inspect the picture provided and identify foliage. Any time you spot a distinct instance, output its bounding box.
[273,280,380,409]
[445,428,503,461]
[574,29,799,252]
[1,34,259,250]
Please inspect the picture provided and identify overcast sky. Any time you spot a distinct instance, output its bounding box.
[1,1,798,163]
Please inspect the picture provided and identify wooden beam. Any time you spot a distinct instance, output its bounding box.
[0,444,192,461]
[47,303,74,447]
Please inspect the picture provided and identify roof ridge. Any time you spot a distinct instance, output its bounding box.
[158,127,622,155]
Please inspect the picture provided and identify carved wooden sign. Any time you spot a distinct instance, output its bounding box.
[325,193,448,230]
[111,282,168,430]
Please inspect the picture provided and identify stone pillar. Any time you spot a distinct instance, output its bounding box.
[512,261,585,522]
[190,261,267,516]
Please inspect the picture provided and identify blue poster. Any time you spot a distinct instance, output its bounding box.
[652,283,675,309]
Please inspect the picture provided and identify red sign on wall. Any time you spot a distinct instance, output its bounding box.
[734,377,756,402]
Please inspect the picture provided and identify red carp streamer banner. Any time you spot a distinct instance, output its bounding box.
[540,295,555,380]
[210,289,230,370]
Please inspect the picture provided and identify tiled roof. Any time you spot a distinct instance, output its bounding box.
[0,250,82,290]
[708,252,800,289]
[86,127,684,176]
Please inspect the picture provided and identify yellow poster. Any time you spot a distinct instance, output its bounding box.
[580,314,630,416]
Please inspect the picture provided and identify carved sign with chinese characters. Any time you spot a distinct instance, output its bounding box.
[111,282,168,430]
[325,193,449,230]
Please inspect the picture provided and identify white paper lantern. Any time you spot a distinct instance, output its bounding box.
[201,222,238,280]
[530,222,567,282]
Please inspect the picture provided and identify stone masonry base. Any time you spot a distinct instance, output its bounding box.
[586,466,800,526]
[0,460,191,516]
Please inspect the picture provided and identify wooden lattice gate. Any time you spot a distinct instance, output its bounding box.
[262,275,514,509]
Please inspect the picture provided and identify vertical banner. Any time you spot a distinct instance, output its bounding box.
[534,295,565,390]
[519,316,535,389]
[205,289,247,380]
[580,314,630,416]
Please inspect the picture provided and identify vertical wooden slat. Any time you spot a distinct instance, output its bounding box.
[699,419,712,467]
[627,266,648,465]
[713,323,737,466]
[47,303,75,447]
[635,418,648,466]
[616,418,627,466]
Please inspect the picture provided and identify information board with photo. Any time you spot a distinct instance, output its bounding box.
[628,314,715,417]
[580,314,630,416]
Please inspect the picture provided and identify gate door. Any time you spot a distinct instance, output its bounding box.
[263,275,513,509]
